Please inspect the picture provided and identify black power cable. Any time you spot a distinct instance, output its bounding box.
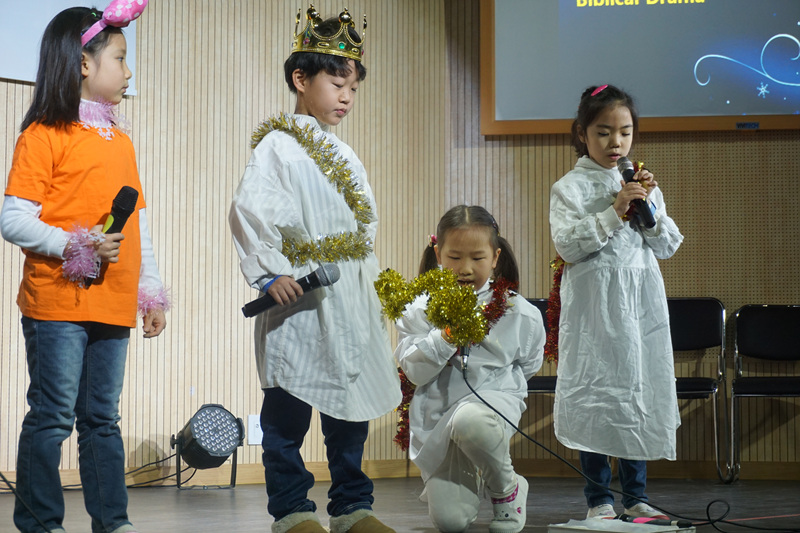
[460,365,800,533]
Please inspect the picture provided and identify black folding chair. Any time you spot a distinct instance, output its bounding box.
[526,298,556,394]
[667,297,732,482]
[729,304,800,482]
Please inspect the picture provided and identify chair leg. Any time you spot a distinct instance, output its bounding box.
[729,395,741,483]
[713,389,735,483]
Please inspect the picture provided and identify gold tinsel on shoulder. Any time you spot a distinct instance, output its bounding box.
[282,230,372,266]
[375,268,488,348]
[251,113,373,266]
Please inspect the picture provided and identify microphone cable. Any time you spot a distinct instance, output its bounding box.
[0,470,53,533]
[459,366,800,533]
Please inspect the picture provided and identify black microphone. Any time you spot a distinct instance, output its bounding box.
[242,263,341,317]
[85,185,139,287]
[459,345,471,371]
[617,514,693,529]
[617,157,656,229]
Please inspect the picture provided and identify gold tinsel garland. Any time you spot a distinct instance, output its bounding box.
[251,113,373,266]
[374,268,488,348]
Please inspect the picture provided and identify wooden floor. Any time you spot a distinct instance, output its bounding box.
[1,476,799,532]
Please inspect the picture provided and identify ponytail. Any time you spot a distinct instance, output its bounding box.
[495,236,519,287]
[418,243,438,275]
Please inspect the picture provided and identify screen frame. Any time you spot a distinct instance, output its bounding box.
[479,0,799,135]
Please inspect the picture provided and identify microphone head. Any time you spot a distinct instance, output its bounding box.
[616,156,634,174]
[112,186,139,216]
[316,263,341,286]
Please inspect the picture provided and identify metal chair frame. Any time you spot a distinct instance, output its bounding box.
[730,304,800,482]
[667,297,733,482]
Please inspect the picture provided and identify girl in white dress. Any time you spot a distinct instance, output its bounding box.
[549,84,684,520]
[394,205,545,533]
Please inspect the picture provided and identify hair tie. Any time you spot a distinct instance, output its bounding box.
[81,0,148,47]
[429,234,437,247]
[591,84,609,96]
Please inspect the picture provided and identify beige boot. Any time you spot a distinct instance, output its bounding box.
[329,509,395,533]
[272,511,326,533]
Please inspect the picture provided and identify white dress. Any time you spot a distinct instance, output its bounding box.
[394,281,545,480]
[549,156,684,460]
[228,114,400,422]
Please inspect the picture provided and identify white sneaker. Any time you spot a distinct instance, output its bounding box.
[489,475,528,533]
[624,503,669,520]
[586,503,616,519]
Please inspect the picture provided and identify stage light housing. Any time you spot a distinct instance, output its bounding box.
[171,404,244,475]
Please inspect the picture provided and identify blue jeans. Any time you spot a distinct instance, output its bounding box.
[261,388,374,520]
[14,318,131,533]
[580,451,648,509]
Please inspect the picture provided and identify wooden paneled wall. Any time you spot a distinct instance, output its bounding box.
[442,0,799,478]
[1,0,798,485]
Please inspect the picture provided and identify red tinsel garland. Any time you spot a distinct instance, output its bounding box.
[394,277,517,451]
[544,256,565,363]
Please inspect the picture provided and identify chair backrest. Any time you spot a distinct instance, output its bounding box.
[667,297,725,351]
[526,298,549,334]
[734,305,800,361]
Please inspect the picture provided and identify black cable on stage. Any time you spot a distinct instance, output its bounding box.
[459,365,800,533]
[0,470,53,533]
[127,466,195,488]
[59,453,188,490]
[125,453,176,476]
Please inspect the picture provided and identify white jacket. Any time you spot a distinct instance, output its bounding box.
[395,281,544,480]
[228,114,400,422]
[550,156,684,460]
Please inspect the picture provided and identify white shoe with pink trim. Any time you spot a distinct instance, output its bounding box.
[489,475,528,533]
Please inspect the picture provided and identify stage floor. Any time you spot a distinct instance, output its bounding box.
[1,477,798,532]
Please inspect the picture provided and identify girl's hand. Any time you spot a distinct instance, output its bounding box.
[634,168,658,195]
[614,180,648,218]
[441,326,453,344]
[268,275,304,305]
[90,224,124,263]
[142,309,167,338]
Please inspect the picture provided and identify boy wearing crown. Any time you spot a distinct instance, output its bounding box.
[228,5,401,533]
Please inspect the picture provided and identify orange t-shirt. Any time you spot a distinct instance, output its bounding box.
[5,122,145,327]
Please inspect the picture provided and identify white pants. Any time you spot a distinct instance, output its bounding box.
[424,401,517,532]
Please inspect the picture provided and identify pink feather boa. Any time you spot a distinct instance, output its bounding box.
[138,286,171,317]
[62,227,104,286]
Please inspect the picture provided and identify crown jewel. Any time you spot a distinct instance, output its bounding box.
[292,4,366,62]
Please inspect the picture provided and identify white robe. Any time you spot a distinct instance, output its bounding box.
[549,156,684,460]
[228,114,400,422]
[394,282,545,480]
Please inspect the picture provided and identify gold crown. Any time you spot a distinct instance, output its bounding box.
[292,4,366,62]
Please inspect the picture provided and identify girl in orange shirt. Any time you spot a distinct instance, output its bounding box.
[0,2,167,532]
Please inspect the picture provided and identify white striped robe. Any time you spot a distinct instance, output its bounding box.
[228,114,401,422]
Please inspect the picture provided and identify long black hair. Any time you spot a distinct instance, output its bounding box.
[20,7,123,132]
[571,84,639,158]
[284,17,367,93]
[419,205,519,286]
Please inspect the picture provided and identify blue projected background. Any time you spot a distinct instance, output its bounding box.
[494,0,800,121]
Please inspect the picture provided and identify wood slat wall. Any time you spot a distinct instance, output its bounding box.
[1,0,797,483]
[443,0,799,477]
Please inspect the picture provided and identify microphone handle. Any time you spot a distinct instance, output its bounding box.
[85,208,134,287]
[102,210,132,234]
[618,514,693,529]
[241,273,321,318]
[621,170,656,229]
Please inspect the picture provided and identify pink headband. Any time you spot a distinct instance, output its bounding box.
[591,84,609,96]
[81,0,148,47]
